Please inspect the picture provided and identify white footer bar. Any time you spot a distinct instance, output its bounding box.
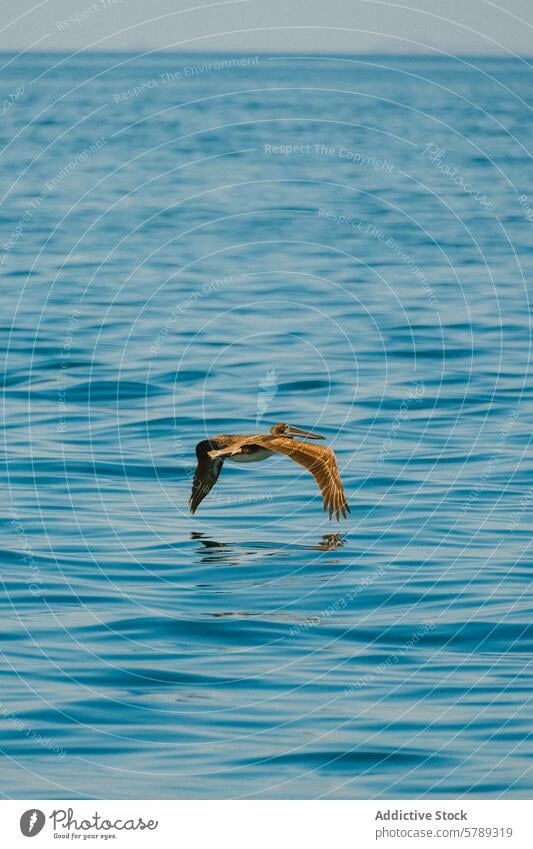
[3,799,532,848]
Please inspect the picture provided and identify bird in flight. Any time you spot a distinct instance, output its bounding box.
[189,423,350,520]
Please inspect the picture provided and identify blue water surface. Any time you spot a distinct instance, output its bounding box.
[1,52,532,799]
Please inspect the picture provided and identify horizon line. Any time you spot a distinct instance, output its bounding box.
[0,49,532,59]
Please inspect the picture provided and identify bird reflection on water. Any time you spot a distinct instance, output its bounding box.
[190,530,346,563]
[311,533,346,551]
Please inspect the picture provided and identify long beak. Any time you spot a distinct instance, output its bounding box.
[286,425,325,440]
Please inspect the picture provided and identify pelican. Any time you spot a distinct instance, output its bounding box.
[189,422,350,520]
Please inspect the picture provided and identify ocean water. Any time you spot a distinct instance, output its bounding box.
[1,52,532,799]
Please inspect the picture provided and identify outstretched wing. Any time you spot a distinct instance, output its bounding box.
[251,436,350,520]
[189,440,224,514]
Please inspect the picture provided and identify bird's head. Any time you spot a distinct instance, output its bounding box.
[270,422,325,440]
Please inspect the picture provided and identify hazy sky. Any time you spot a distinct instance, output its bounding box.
[2,0,532,54]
